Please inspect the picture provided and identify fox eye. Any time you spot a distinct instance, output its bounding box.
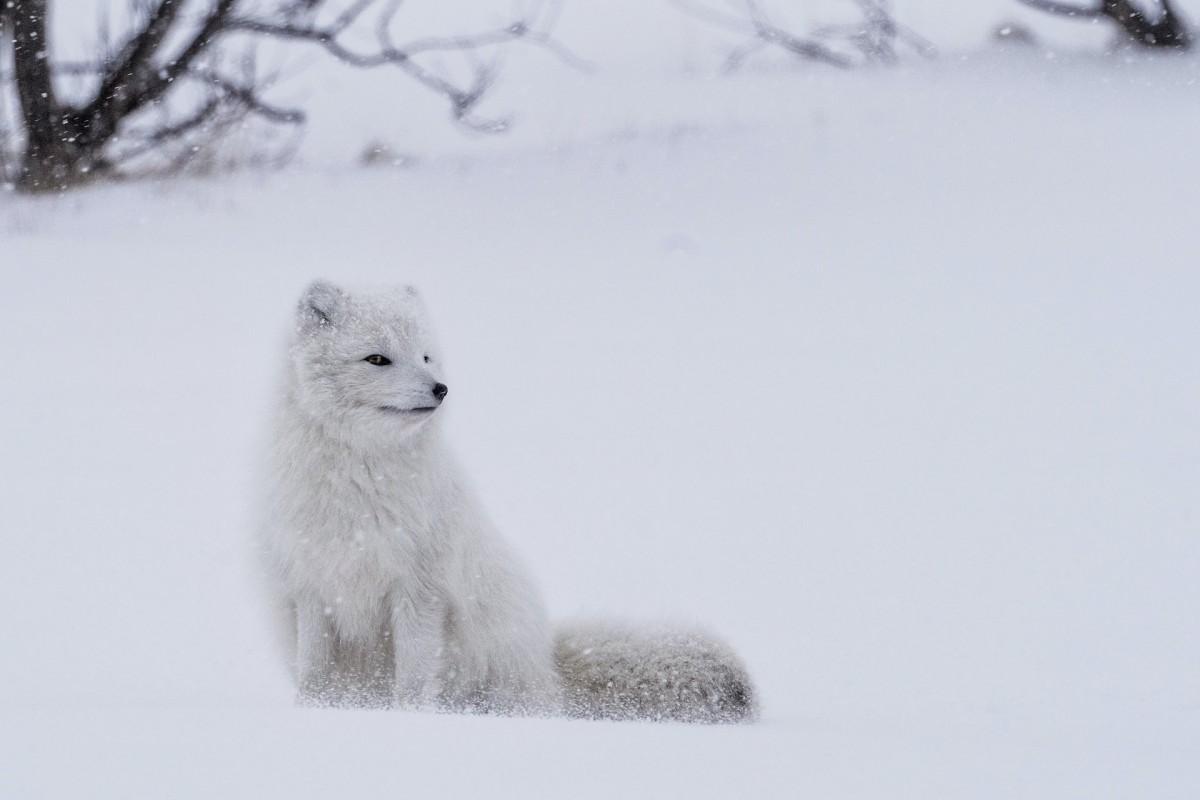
[423,354,431,363]
[363,354,392,366]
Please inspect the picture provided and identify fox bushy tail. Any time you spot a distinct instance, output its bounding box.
[553,620,757,724]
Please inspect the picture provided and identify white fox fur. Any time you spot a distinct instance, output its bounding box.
[259,280,756,722]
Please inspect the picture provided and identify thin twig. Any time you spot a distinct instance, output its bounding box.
[675,0,929,71]
[1017,0,1104,18]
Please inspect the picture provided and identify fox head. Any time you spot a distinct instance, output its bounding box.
[288,280,447,446]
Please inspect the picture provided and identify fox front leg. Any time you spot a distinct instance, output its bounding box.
[295,597,337,706]
[389,591,444,710]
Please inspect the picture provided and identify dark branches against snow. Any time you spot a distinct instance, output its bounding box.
[186,68,305,126]
[1017,0,1191,49]
[220,0,561,131]
[0,0,579,192]
[673,0,933,72]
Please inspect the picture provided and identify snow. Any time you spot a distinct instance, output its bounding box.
[3,2,1200,798]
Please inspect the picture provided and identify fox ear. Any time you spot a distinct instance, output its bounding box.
[299,280,345,328]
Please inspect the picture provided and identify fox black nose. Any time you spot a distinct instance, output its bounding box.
[432,383,448,402]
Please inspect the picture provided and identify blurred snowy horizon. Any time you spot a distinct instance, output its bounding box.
[24,0,1200,169]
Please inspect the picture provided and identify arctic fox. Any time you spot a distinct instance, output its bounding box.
[259,280,756,722]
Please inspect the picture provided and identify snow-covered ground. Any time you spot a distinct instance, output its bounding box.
[3,2,1200,798]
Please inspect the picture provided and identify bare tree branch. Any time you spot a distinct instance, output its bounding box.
[834,0,937,62]
[94,0,186,111]
[186,67,306,125]
[221,0,580,129]
[0,0,578,191]
[127,0,239,113]
[117,97,223,162]
[1017,0,1104,17]
[1017,0,1191,48]
[743,1,856,69]
[675,0,931,71]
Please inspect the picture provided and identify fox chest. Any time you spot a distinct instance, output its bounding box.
[283,489,440,599]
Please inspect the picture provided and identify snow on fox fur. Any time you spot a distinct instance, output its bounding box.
[259,280,756,722]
